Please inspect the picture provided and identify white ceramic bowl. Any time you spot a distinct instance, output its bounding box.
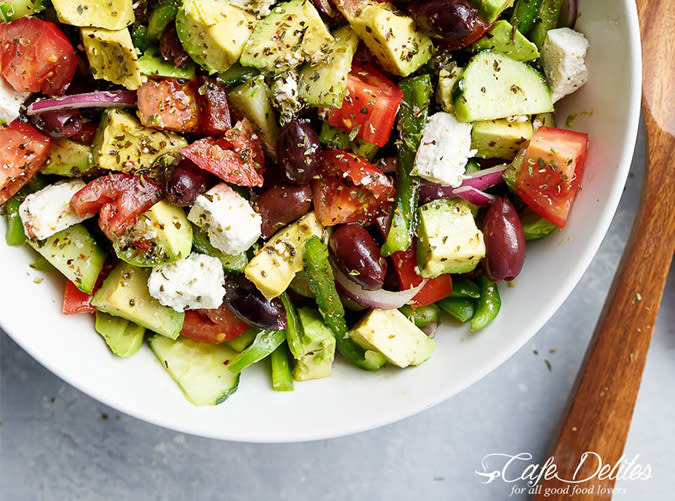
[0,0,641,442]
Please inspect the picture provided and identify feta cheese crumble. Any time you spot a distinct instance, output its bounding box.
[411,112,476,187]
[0,76,29,125]
[541,28,589,103]
[271,70,303,127]
[19,180,94,241]
[188,183,261,256]
[148,253,225,312]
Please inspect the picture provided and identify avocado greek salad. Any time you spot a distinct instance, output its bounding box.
[0,0,590,405]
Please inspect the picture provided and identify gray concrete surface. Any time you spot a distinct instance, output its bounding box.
[1,122,673,500]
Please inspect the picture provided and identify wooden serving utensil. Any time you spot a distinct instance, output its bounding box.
[534,1,675,499]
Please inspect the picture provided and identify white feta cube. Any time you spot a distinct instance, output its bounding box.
[271,70,302,127]
[19,180,94,240]
[188,183,261,255]
[148,253,225,312]
[412,112,476,187]
[0,76,29,125]
[541,28,589,103]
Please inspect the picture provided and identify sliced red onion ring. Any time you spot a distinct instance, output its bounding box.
[560,0,578,29]
[27,90,137,116]
[461,164,509,189]
[332,260,427,310]
[421,322,438,338]
[453,186,496,206]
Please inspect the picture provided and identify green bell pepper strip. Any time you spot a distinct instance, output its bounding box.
[471,277,502,332]
[521,210,558,241]
[399,304,441,328]
[281,292,305,360]
[437,297,476,323]
[303,236,387,371]
[449,278,481,299]
[191,224,248,272]
[227,329,286,374]
[5,197,25,246]
[510,0,545,35]
[530,0,564,48]
[226,327,258,352]
[381,74,432,257]
[270,343,294,392]
[146,0,178,42]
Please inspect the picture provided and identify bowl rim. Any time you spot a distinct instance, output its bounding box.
[0,0,643,443]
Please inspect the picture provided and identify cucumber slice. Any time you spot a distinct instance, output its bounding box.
[148,335,240,406]
[95,312,145,358]
[454,51,553,122]
[28,224,106,294]
[0,0,46,21]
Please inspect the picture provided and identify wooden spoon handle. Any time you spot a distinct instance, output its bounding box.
[535,0,675,495]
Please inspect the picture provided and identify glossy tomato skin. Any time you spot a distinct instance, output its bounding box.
[181,119,265,187]
[181,307,250,344]
[323,64,403,147]
[62,280,96,314]
[391,245,453,308]
[0,121,51,204]
[137,79,200,132]
[196,77,232,135]
[70,173,162,239]
[516,126,589,227]
[312,150,394,226]
[0,18,76,95]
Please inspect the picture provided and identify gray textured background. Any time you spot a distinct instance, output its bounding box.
[1,122,673,500]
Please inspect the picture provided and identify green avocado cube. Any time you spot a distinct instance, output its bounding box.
[472,20,540,62]
[471,119,534,160]
[417,200,486,278]
[53,0,134,30]
[81,27,144,90]
[467,0,514,23]
[293,307,336,381]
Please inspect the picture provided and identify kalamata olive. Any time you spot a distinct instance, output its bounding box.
[256,185,312,238]
[223,275,288,331]
[277,119,320,184]
[409,0,487,45]
[483,196,526,282]
[164,160,212,207]
[160,26,191,68]
[330,224,388,290]
[30,109,83,138]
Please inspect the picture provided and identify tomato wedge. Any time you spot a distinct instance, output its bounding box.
[0,17,77,95]
[196,77,232,135]
[70,174,162,239]
[391,245,453,308]
[181,118,265,187]
[323,64,403,147]
[137,79,200,132]
[312,150,394,226]
[181,307,250,344]
[62,280,97,314]
[516,126,589,227]
[0,121,51,205]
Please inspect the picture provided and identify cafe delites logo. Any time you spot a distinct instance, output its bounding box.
[475,451,652,498]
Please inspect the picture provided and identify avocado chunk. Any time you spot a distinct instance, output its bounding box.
[318,122,378,161]
[299,26,359,108]
[28,224,106,294]
[41,138,95,177]
[113,200,193,267]
[52,0,134,30]
[240,0,333,73]
[436,63,463,114]
[81,27,144,90]
[471,119,534,160]
[92,263,184,339]
[228,75,280,159]
[467,0,514,23]
[92,109,187,173]
[148,335,240,406]
[0,0,46,21]
[348,309,435,368]
[472,20,540,61]
[417,199,486,278]
[292,307,336,381]
[245,212,324,299]
[94,311,145,358]
[176,0,255,74]
[138,47,197,80]
[349,1,433,77]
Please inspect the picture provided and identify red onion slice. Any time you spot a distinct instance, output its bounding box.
[419,182,496,206]
[461,164,508,186]
[27,90,137,116]
[559,0,578,29]
[332,260,427,310]
[453,186,496,206]
[421,322,438,338]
